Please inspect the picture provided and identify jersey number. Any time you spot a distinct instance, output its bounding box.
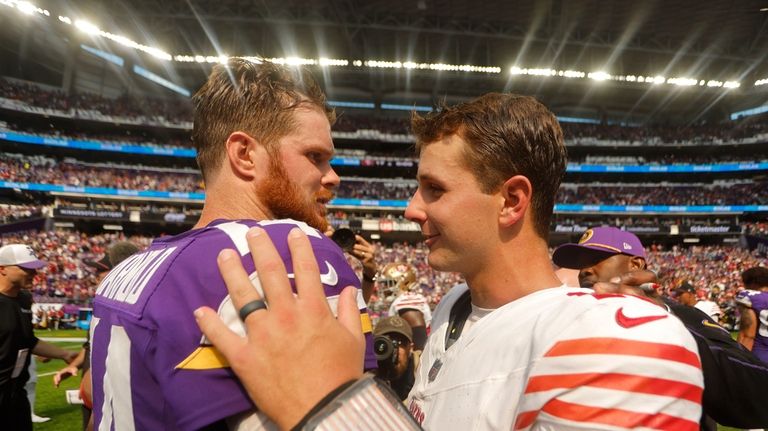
[759,309,768,337]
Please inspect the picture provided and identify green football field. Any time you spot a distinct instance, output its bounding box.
[29,330,748,431]
[32,330,87,431]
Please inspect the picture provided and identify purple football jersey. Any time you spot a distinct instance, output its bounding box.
[748,291,768,363]
[91,219,377,430]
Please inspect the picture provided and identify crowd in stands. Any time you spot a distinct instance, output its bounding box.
[0,230,151,304]
[336,178,416,200]
[4,78,768,147]
[573,154,768,165]
[54,197,201,217]
[564,121,768,145]
[0,153,204,193]
[0,204,43,223]
[4,152,767,205]
[744,222,768,238]
[558,183,768,205]
[0,78,192,123]
[7,121,768,165]
[3,225,764,329]
[648,244,768,328]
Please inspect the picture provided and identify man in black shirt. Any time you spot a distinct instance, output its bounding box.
[0,244,77,431]
[553,227,768,431]
[373,316,417,400]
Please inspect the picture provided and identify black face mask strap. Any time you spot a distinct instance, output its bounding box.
[445,290,472,350]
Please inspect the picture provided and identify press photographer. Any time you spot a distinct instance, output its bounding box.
[328,227,378,303]
[372,316,418,400]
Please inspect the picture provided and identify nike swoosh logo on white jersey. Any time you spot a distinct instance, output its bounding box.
[287,261,339,286]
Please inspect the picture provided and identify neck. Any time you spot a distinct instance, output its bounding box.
[464,234,562,309]
[194,179,271,229]
[0,281,19,298]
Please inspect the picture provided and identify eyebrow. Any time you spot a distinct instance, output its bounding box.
[416,172,439,183]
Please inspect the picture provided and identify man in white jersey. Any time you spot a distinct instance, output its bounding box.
[194,93,704,430]
[379,262,432,350]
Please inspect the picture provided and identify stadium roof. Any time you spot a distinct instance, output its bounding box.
[6,0,768,123]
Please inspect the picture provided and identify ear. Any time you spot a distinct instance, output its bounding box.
[225,131,266,180]
[629,256,647,271]
[499,175,532,227]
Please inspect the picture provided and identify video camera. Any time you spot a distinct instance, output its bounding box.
[330,227,357,252]
[374,334,403,378]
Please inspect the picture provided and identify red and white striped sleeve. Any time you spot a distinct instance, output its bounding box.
[515,294,703,431]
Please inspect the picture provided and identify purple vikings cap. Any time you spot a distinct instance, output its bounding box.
[0,244,46,269]
[552,227,646,269]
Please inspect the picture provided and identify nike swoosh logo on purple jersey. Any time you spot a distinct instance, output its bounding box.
[287,261,338,286]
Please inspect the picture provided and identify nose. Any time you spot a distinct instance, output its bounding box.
[322,166,340,189]
[404,188,425,224]
[578,266,596,285]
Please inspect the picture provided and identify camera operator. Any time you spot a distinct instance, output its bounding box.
[373,316,417,400]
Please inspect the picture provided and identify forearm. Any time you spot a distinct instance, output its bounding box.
[738,308,757,351]
[69,348,86,369]
[737,332,755,350]
[33,340,74,361]
[361,278,374,304]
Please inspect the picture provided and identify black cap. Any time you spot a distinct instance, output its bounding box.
[84,241,139,273]
[673,281,696,295]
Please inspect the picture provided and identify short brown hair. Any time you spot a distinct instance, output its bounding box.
[411,93,567,239]
[742,266,768,287]
[191,58,334,179]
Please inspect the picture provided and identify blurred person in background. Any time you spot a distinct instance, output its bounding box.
[372,316,418,400]
[553,227,768,430]
[0,244,78,431]
[694,288,722,322]
[378,262,431,351]
[735,266,768,364]
[326,226,379,303]
[672,281,699,307]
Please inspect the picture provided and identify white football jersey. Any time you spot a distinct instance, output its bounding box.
[694,299,722,320]
[389,292,433,327]
[407,284,703,430]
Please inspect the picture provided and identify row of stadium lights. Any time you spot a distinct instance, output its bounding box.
[0,0,755,89]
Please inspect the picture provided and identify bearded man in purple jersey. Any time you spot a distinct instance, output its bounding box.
[90,58,377,431]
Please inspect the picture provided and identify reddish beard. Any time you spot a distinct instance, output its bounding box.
[257,157,333,232]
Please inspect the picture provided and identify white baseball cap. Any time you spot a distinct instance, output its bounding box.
[0,244,46,270]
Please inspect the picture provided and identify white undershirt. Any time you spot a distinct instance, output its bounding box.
[461,303,495,335]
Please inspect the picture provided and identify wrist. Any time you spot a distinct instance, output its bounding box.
[289,379,358,431]
[362,272,377,283]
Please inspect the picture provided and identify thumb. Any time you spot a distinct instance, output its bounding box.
[193,306,244,360]
[337,286,365,344]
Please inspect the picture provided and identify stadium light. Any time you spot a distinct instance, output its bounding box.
[75,19,99,35]
[0,2,749,88]
[2,0,48,17]
[588,71,611,81]
[16,1,35,14]
[666,77,697,86]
